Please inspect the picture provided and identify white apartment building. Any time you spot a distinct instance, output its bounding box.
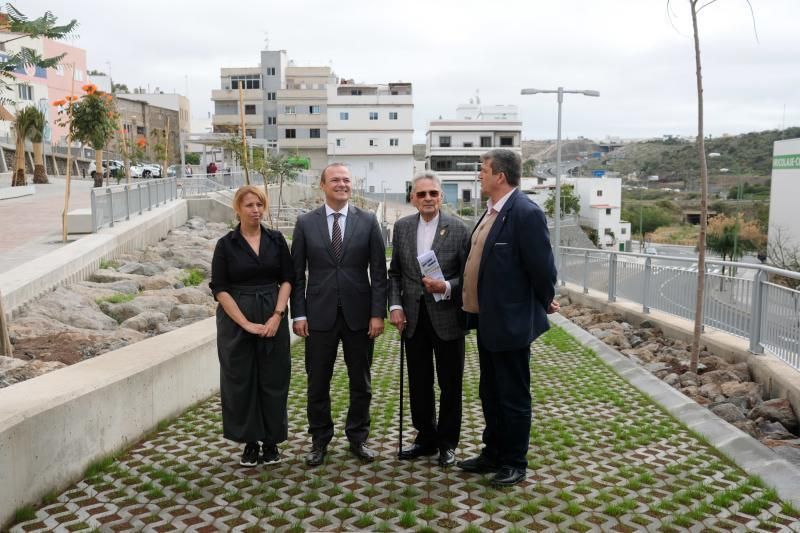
[570,176,632,250]
[278,65,336,172]
[211,66,266,142]
[425,102,522,207]
[326,81,414,194]
[768,138,800,252]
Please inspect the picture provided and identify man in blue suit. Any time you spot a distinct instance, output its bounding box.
[457,149,559,486]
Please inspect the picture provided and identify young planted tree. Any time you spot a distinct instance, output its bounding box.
[29,107,48,183]
[12,106,41,186]
[256,151,301,224]
[57,84,119,187]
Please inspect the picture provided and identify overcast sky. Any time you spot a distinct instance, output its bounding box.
[25,0,800,142]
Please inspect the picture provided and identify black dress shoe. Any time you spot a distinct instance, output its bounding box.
[438,448,456,467]
[456,454,500,474]
[491,466,526,486]
[350,442,377,462]
[398,443,437,460]
[305,444,327,467]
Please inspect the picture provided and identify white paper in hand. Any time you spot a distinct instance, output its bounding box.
[417,250,445,302]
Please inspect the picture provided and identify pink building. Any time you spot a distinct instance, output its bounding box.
[41,40,88,145]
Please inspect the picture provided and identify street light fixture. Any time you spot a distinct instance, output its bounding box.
[521,87,600,266]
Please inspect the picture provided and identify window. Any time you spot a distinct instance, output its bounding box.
[339,112,349,120]
[309,105,321,114]
[480,136,492,147]
[310,128,321,138]
[463,142,473,148]
[605,208,611,215]
[246,129,256,137]
[267,116,276,125]
[462,189,472,202]
[439,136,451,148]
[389,112,398,120]
[266,67,276,76]
[335,138,343,147]
[267,92,276,100]
[285,105,295,114]
[434,160,453,171]
[231,74,261,89]
[621,228,627,235]
[499,136,513,147]
[350,89,362,95]
[18,84,33,100]
[136,126,145,135]
[285,129,296,139]
[369,112,378,120]
[369,161,375,170]
[596,190,603,197]
[389,138,399,146]
[55,65,64,76]
[604,228,613,236]
[75,69,83,81]
[369,138,378,147]
[244,104,256,115]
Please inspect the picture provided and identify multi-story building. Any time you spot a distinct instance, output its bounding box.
[326,81,414,194]
[115,93,191,136]
[211,66,266,142]
[113,96,181,164]
[425,102,522,206]
[570,176,632,250]
[1,34,88,145]
[278,65,335,171]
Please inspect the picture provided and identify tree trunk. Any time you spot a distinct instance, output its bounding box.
[13,137,26,186]
[93,149,104,188]
[32,142,49,184]
[690,0,709,374]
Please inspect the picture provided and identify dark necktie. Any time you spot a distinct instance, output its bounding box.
[331,212,343,261]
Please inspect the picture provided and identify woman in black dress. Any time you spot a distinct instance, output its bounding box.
[210,185,293,467]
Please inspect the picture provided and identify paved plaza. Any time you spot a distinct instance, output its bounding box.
[9,326,800,532]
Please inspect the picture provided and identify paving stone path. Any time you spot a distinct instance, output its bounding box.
[10,326,800,532]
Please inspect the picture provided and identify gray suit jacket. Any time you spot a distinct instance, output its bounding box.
[388,212,469,341]
[291,204,387,331]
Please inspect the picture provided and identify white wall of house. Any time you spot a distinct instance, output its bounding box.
[572,177,631,249]
[768,138,800,250]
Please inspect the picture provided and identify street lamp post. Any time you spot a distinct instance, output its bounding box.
[521,87,600,265]
[456,161,481,225]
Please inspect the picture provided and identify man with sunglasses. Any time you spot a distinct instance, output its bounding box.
[388,171,470,467]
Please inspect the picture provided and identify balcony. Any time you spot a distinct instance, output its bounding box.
[211,88,263,101]
[280,138,327,150]
[277,113,326,126]
[277,88,327,100]
[212,114,263,127]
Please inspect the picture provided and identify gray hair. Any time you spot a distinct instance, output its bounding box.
[481,149,521,186]
[412,171,441,191]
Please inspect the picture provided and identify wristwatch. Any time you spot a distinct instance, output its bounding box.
[273,309,286,318]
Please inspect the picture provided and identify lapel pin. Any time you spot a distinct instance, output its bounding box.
[439,229,446,236]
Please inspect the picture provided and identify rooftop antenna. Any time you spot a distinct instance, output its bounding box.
[475,89,480,105]
[264,31,270,51]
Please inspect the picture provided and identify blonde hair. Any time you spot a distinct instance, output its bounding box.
[232,185,267,220]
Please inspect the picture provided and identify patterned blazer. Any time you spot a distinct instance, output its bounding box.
[388,211,469,341]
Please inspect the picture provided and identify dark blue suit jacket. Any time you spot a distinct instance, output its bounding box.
[466,189,557,351]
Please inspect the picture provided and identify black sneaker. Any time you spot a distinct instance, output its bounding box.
[239,443,259,467]
[261,443,281,465]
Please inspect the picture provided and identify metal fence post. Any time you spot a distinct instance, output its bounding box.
[138,184,143,215]
[125,184,130,221]
[642,256,652,313]
[559,248,566,286]
[148,181,152,211]
[749,269,765,354]
[608,253,617,303]
[90,188,98,233]
[582,251,590,294]
[107,187,114,227]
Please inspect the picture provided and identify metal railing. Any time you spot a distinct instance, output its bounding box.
[559,246,800,370]
[178,172,246,197]
[90,178,178,232]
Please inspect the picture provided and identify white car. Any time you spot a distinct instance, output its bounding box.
[88,159,124,177]
[130,162,162,178]
[645,246,658,255]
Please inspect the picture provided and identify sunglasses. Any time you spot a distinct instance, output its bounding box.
[415,190,440,199]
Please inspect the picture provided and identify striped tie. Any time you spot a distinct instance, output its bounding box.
[331,212,343,261]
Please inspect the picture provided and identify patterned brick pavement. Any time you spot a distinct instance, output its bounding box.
[10,326,800,532]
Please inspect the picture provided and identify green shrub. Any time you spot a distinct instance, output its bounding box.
[181,268,205,287]
[99,258,120,270]
[96,293,136,305]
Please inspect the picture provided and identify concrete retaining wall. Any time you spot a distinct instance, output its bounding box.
[0,317,219,528]
[0,200,189,319]
[560,283,800,421]
[0,184,35,201]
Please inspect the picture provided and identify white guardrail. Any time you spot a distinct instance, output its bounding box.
[90,178,178,232]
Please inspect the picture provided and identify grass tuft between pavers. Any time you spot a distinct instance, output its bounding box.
[7,323,800,532]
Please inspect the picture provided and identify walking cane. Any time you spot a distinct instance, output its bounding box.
[398,330,406,458]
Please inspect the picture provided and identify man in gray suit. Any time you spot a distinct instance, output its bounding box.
[291,162,387,467]
[389,171,469,467]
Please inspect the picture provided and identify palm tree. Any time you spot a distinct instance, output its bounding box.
[12,106,40,186]
[28,107,48,184]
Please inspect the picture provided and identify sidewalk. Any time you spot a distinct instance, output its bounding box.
[0,177,94,274]
[10,325,800,532]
